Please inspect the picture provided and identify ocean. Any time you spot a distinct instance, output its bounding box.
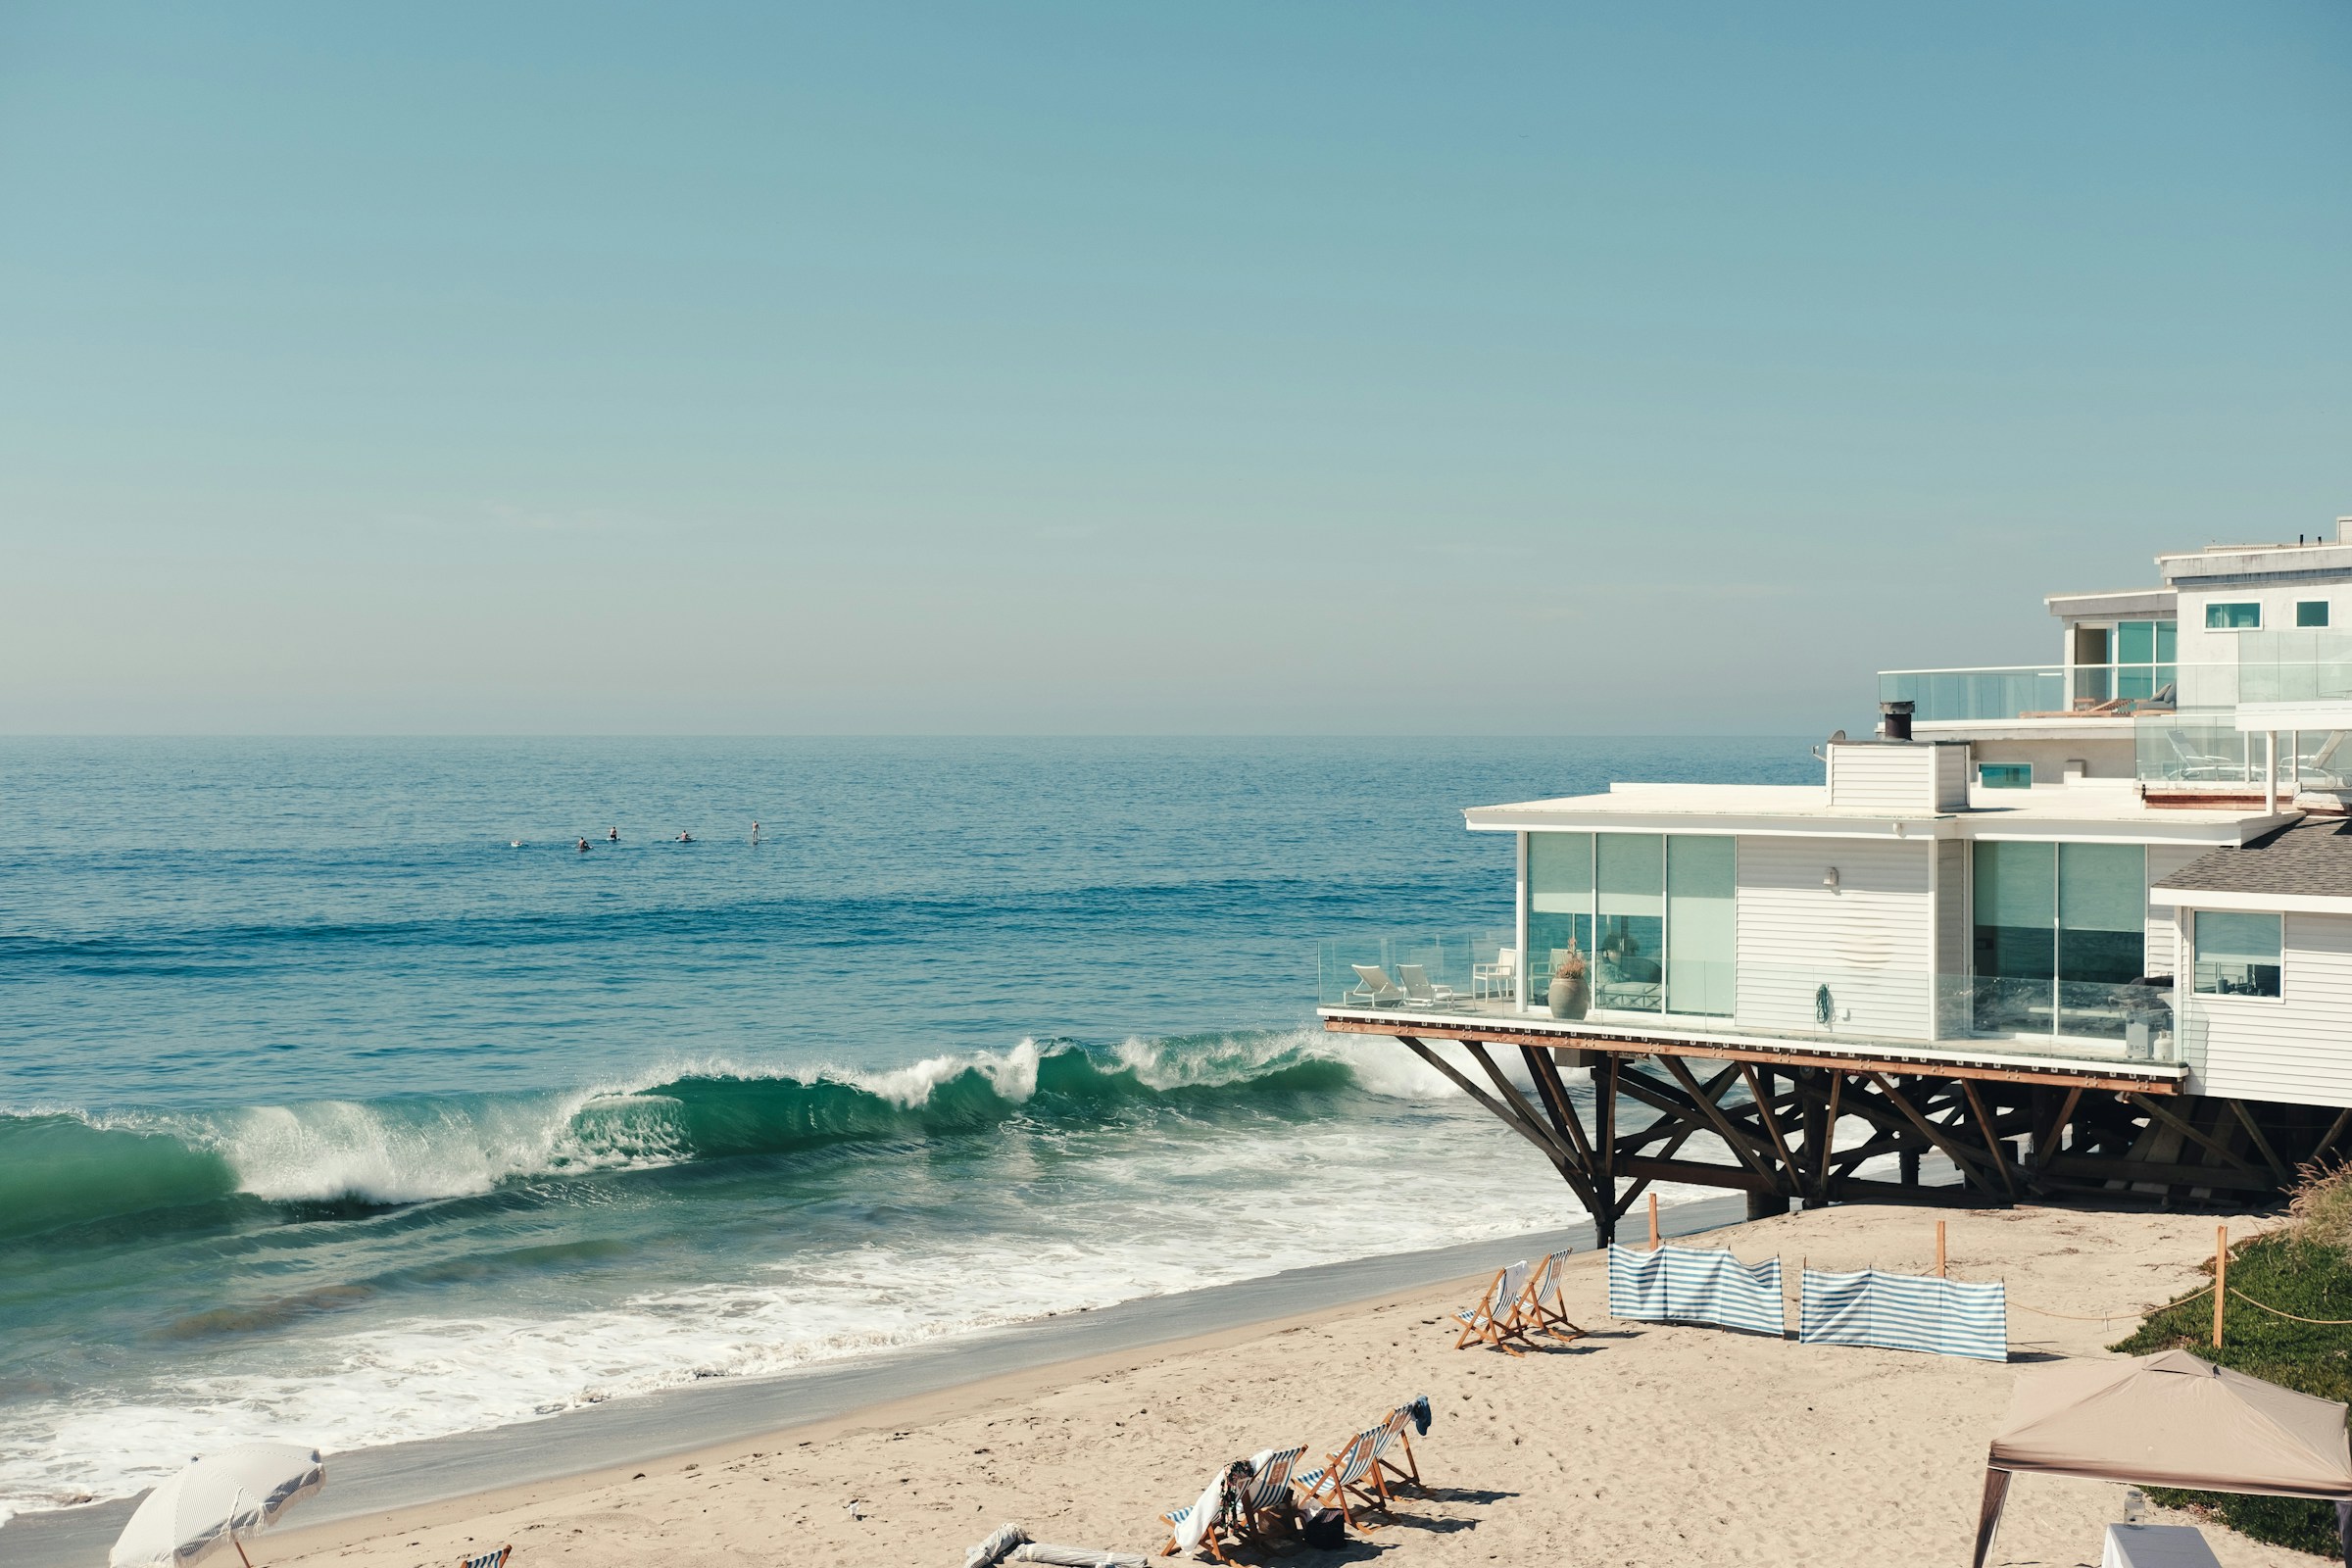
[0,736,1811,1523]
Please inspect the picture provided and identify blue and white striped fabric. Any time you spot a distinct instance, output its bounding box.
[1798,1267,2008,1362]
[1607,1244,1785,1337]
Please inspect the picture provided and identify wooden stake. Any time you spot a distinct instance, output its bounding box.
[2214,1225,2228,1349]
[1936,1220,1947,1279]
[1648,1191,1660,1250]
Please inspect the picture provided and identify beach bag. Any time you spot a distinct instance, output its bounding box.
[1299,1506,1347,1549]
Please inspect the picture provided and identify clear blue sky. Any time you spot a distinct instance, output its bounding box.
[1,2,2345,734]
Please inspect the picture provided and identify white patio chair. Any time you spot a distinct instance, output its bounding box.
[1344,964,1407,1007]
[1396,963,1458,1009]
[1471,947,1517,999]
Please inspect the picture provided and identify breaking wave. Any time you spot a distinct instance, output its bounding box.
[0,1030,1463,1243]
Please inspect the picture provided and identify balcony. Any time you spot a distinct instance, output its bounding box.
[1318,932,2181,1071]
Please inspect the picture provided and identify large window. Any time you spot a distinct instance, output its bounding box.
[2300,602,2332,629]
[2075,619,2177,704]
[1595,833,1665,1012]
[1522,832,1733,1016]
[1527,832,1592,1001]
[2192,911,2282,998]
[1973,841,2148,1038]
[2207,602,2262,630]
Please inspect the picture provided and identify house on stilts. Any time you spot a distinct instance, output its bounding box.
[1321,526,2352,1239]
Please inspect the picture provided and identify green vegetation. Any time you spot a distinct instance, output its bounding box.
[2111,1169,2352,1556]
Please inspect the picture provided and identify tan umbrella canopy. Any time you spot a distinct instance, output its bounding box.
[1973,1349,2352,1568]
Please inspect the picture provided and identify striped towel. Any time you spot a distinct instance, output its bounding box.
[1799,1268,2008,1362]
[1607,1243,1784,1337]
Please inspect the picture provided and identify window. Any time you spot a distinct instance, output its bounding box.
[2193,911,2282,997]
[1973,841,2149,1038]
[1979,763,2032,790]
[2106,619,2177,703]
[2207,603,2262,630]
[1520,832,1735,1017]
[2299,601,2331,628]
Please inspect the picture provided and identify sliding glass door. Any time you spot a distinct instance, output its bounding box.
[1973,841,2146,1039]
[1522,831,1733,1017]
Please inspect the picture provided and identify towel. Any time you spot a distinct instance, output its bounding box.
[963,1523,1029,1568]
[1407,1394,1432,1437]
[1007,1546,1151,1567]
[1172,1472,1225,1552]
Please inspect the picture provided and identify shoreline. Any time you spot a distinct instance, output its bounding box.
[2,1194,1746,1566]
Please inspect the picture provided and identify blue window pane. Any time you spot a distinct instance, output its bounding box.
[2300,602,2331,628]
[2118,621,2154,663]
[2155,621,2177,661]
[1979,763,2032,789]
[2206,603,2262,630]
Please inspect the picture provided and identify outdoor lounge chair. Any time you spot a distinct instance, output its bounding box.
[1396,963,1458,1009]
[1452,1259,1533,1354]
[1343,964,1406,1007]
[2301,730,2350,791]
[1369,1402,1426,1495]
[1510,1250,1587,1344]
[1156,1447,1303,1562]
[457,1550,512,1568]
[2165,728,2237,782]
[1291,1429,1391,1531]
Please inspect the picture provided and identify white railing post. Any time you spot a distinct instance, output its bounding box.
[1515,831,1530,1012]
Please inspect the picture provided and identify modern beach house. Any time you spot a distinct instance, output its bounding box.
[1323,527,2352,1238]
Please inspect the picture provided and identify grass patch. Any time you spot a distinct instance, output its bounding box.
[2110,1170,2352,1556]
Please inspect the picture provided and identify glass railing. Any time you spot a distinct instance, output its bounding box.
[1878,667,2067,723]
[1885,658,2352,729]
[1320,939,2180,1063]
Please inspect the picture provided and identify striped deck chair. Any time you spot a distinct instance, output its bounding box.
[1510,1249,1587,1345]
[1291,1428,1391,1531]
[457,1549,511,1568]
[1451,1259,1532,1354]
[1159,1450,1299,1562]
[1371,1401,1425,1494]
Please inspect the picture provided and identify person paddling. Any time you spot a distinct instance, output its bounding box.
[608,825,618,842]
[577,837,590,853]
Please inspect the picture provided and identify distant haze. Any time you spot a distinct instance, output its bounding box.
[1,3,2346,735]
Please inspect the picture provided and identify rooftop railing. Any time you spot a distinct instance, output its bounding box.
[1882,657,2352,726]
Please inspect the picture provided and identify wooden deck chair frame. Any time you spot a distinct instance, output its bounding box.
[1158,1448,1303,1562]
[1372,1404,1423,1495]
[1157,1500,1235,1563]
[1451,1262,1531,1355]
[1513,1250,1588,1345]
[1291,1429,1391,1533]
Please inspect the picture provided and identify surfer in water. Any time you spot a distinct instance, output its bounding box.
[751,820,760,844]
[577,837,590,853]
[608,825,618,842]
[677,830,694,843]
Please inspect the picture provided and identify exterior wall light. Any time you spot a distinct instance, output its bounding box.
[1824,866,1840,892]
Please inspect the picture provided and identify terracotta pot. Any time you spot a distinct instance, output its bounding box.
[1548,977,1587,1019]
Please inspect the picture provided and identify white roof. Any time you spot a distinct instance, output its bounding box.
[1464,782,2293,845]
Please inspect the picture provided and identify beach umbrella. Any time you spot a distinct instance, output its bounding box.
[110,1444,326,1568]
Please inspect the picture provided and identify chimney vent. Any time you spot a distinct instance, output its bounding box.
[1880,700,1915,743]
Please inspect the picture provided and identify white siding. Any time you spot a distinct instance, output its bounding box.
[1827,745,1940,812]
[2188,912,2352,1107]
[1935,840,1968,976]
[2143,844,2204,978]
[1933,745,1971,810]
[1736,836,1934,1041]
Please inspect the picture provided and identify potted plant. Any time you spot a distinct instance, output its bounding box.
[1548,943,1588,1019]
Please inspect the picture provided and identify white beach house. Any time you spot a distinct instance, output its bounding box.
[1322,525,2352,1232]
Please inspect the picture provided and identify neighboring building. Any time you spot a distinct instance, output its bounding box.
[1321,524,2352,1237]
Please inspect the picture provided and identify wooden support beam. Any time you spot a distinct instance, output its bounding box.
[1460,1041,1599,1212]
[1740,1061,1801,1195]
[2227,1099,2292,1186]
[2033,1085,2083,1172]
[1867,1073,2003,1195]
[2042,1153,2279,1194]
[1817,1070,1843,1201]
[2126,1093,2263,1177]
[1395,1037,1580,1182]
[1959,1079,2018,1199]
[1619,1154,1776,1194]
[1660,1054,1788,1191]
[2316,1103,2352,1166]
[1521,1044,1597,1172]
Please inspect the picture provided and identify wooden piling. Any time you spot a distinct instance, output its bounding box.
[1936,1220,1947,1279]
[1648,1192,1660,1250]
[2214,1225,2228,1349]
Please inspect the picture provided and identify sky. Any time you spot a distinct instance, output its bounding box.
[0,2,2346,735]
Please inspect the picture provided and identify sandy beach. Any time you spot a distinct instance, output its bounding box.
[202,1202,2310,1568]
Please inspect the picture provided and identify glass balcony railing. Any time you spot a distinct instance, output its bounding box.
[1320,935,2180,1064]
[1877,667,2068,723]
[1883,657,2352,728]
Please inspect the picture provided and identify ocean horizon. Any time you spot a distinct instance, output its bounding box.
[0,735,1814,1522]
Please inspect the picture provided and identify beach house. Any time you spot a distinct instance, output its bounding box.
[1323,525,2352,1238]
